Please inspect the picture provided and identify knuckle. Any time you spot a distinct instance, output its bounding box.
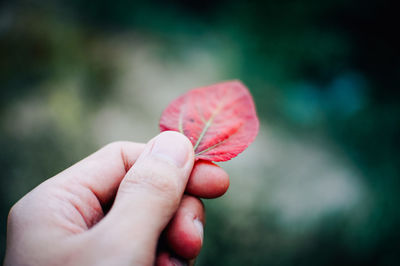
[7,201,23,224]
[103,141,127,151]
[103,141,142,154]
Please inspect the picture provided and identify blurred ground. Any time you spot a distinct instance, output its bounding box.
[1,0,399,265]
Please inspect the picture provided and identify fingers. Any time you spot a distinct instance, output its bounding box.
[88,131,195,263]
[155,251,193,266]
[165,195,205,259]
[6,132,229,266]
[43,133,227,237]
[53,141,145,206]
[112,131,194,229]
[155,195,204,266]
[52,137,228,213]
[187,160,230,198]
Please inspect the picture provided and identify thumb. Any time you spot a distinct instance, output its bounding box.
[88,131,194,262]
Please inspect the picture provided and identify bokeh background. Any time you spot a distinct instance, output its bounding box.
[1,0,399,265]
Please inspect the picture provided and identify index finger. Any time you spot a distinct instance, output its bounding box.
[53,142,229,208]
[53,141,145,206]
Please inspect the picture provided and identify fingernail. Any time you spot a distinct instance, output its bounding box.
[193,218,204,244]
[170,256,188,266]
[151,131,190,168]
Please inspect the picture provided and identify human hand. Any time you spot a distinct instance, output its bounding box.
[4,131,229,266]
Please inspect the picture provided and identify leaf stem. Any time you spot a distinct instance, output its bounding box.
[178,111,184,134]
[195,140,225,156]
[193,117,213,151]
[193,104,222,152]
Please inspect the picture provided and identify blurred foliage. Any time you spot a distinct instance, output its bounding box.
[1,0,399,265]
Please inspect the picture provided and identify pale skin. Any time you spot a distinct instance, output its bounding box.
[4,131,230,266]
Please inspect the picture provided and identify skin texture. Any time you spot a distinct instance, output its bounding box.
[4,131,229,266]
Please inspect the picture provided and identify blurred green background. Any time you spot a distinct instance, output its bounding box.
[1,0,399,265]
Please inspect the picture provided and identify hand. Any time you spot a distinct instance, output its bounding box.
[4,131,229,266]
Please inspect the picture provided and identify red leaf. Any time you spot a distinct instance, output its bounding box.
[159,80,259,162]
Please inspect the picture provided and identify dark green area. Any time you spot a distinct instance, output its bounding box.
[1,0,399,265]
